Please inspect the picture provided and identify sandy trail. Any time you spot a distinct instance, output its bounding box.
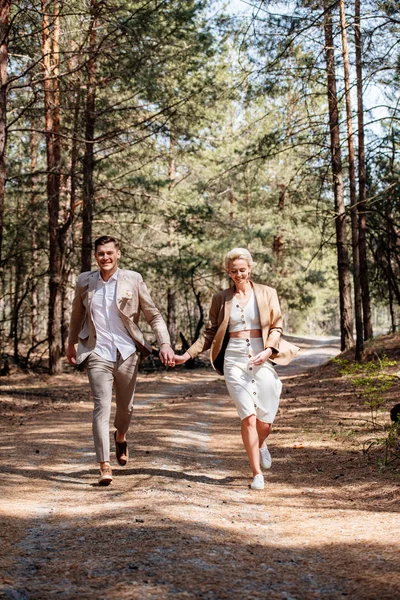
[0,337,399,599]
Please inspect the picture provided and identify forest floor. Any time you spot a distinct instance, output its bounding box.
[0,334,399,600]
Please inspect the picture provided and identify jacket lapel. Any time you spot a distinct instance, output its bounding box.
[221,287,234,327]
[253,282,268,330]
[116,269,126,306]
[87,271,98,306]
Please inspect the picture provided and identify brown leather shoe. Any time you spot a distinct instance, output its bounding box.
[114,430,129,466]
[99,465,113,486]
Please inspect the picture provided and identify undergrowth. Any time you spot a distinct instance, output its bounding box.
[331,355,399,467]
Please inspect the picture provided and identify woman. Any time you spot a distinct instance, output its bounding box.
[174,248,298,490]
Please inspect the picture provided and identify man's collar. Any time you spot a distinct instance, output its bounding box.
[98,267,119,283]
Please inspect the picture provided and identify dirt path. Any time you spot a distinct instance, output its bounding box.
[0,338,399,599]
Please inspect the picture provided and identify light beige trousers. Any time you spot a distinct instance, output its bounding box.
[86,351,140,462]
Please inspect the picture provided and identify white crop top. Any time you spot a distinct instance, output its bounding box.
[229,290,261,332]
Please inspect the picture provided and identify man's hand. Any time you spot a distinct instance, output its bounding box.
[67,343,77,365]
[159,343,175,367]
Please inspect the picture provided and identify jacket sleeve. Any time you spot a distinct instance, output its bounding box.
[67,274,87,345]
[138,276,171,347]
[265,288,283,352]
[187,293,220,358]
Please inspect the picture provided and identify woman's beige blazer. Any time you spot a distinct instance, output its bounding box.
[187,282,298,375]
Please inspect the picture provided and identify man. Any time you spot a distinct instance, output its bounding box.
[67,235,174,486]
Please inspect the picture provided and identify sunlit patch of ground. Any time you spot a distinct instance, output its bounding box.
[0,336,399,599]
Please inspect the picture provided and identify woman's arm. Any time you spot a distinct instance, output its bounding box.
[174,293,221,363]
[265,288,283,353]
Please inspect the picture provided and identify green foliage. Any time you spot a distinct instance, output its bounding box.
[2,0,400,364]
[332,356,397,429]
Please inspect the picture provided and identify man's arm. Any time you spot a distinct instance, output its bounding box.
[66,274,86,365]
[138,276,174,366]
[66,343,77,365]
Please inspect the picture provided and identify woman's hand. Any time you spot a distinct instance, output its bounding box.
[173,352,191,365]
[248,348,272,366]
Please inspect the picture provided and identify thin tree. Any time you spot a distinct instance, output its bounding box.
[42,0,63,373]
[340,0,363,359]
[0,0,10,268]
[81,0,98,272]
[323,1,354,351]
[354,0,373,340]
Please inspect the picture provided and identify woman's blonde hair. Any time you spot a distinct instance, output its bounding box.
[225,247,254,270]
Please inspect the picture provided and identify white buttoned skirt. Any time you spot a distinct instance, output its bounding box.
[224,337,282,423]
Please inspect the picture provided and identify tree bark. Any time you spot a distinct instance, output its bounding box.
[42,0,63,374]
[167,287,176,349]
[323,2,354,351]
[354,0,373,340]
[81,0,98,272]
[0,1,10,269]
[340,0,363,360]
[30,128,39,346]
[388,285,396,333]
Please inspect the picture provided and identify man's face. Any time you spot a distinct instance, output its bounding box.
[94,242,121,278]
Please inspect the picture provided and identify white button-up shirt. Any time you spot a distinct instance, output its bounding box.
[91,269,136,361]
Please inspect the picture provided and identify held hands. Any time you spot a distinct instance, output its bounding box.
[173,351,191,366]
[159,346,190,367]
[248,347,272,366]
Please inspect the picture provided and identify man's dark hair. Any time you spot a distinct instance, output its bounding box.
[94,236,121,251]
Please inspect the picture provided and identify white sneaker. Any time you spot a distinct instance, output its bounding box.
[250,474,264,490]
[259,445,272,469]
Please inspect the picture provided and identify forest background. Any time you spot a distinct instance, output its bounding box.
[0,0,399,374]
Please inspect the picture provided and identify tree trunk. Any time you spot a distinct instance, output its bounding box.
[81,0,98,272]
[355,0,373,340]
[388,285,396,333]
[323,2,354,351]
[0,1,10,269]
[42,0,63,374]
[30,128,39,346]
[229,189,234,221]
[167,287,176,349]
[166,135,177,348]
[340,0,363,360]
[191,267,204,344]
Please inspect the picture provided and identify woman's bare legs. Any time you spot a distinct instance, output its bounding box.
[241,415,262,475]
[256,420,271,448]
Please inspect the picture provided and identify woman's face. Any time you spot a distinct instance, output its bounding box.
[227,258,251,286]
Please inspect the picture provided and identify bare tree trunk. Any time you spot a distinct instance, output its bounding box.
[167,287,176,349]
[323,2,354,351]
[166,134,177,348]
[11,250,25,364]
[30,128,39,346]
[388,285,396,333]
[0,1,10,269]
[81,0,98,272]
[229,189,234,221]
[355,0,373,340]
[42,0,63,374]
[340,0,363,360]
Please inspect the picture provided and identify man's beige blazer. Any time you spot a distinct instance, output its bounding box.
[68,269,170,364]
[187,282,299,375]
